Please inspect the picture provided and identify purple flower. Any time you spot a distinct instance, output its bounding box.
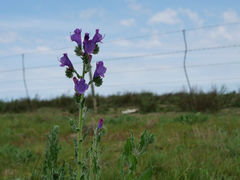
[74,78,89,94]
[60,53,73,68]
[92,29,103,43]
[71,28,82,46]
[94,61,106,78]
[83,33,96,54]
[97,118,104,129]
[83,29,103,54]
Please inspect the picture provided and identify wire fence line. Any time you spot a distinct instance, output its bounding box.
[0,22,240,98]
[1,60,240,84]
[0,21,240,62]
[1,43,240,74]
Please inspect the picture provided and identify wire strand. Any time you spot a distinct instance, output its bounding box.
[0,21,240,60]
[1,43,240,74]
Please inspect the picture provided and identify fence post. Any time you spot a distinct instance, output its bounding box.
[21,53,30,100]
[182,29,192,93]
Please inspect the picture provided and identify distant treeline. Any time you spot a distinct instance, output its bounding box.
[1,87,240,113]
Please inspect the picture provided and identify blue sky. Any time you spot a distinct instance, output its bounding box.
[0,0,240,100]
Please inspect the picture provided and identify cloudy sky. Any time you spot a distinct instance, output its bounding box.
[0,0,240,100]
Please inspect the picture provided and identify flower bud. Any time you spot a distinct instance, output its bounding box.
[75,46,83,56]
[73,77,77,84]
[93,76,103,87]
[65,68,74,78]
[97,118,104,129]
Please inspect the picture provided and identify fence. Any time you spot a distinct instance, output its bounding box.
[0,22,240,100]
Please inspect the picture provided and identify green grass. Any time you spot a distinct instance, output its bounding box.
[0,107,240,179]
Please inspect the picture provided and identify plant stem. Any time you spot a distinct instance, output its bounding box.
[89,133,95,180]
[78,101,83,179]
[77,63,86,180]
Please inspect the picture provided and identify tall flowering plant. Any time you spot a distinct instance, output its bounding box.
[60,28,106,179]
[36,28,154,180]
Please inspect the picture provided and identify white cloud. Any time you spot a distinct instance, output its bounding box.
[126,0,151,14]
[112,30,162,49]
[79,8,104,19]
[149,8,203,26]
[126,0,143,11]
[179,8,204,26]
[0,32,18,43]
[120,18,135,26]
[148,8,180,25]
[223,10,239,23]
[209,26,233,41]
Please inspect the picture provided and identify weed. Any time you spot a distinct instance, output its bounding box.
[174,113,208,124]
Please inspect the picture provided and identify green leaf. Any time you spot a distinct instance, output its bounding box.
[93,44,99,54]
[65,68,73,78]
[74,46,82,56]
[128,154,137,171]
[137,167,153,180]
[137,130,154,155]
[124,138,133,156]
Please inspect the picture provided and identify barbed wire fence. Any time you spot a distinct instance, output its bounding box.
[0,22,240,103]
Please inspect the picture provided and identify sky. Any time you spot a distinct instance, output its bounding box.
[0,0,240,100]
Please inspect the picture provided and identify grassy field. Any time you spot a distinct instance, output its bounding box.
[0,107,240,179]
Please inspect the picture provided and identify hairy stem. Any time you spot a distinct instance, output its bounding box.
[77,63,86,180]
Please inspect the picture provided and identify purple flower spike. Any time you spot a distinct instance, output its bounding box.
[83,29,103,54]
[74,78,89,94]
[94,61,107,78]
[71,28,82,46]
[97,118,104,129]
[60,53,73,68]
[92,29,103,43]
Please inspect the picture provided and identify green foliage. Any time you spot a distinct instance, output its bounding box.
[1,109,240,179]
[226,129,240,157]
[0,144,36,163]
[2,89,240,114]
[138,92,158,113]
[93,44,99,54]
[119,130,154,180]
[177,86,228,112]
[65,68,74,78]
[137,167,153,180]
[74,46,83,56]
[106,115,138,125]
[89,128,106,180]
[174,113,208,124]
[82,54,90,64]
[39,126,76,180]
[93,76,103,87]
[41,126,65,179]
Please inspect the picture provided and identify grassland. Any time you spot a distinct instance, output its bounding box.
[0,106,240,179]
